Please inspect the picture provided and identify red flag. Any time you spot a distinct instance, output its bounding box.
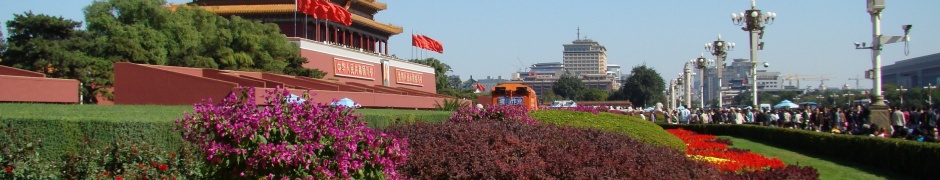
[413,34,430,51]
[303,0,351,26]
[419,35,443,53]
[476,83,485,92]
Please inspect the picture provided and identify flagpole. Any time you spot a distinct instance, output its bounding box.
[294,0,297,37]
[304,14,308,39]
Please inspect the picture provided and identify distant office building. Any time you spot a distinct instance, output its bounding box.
[702,58,782,104]
[563,38,608,76]
[477,76,508,92]
[516,62,564,80]
[882,52,940,88]
[607,64,622,81]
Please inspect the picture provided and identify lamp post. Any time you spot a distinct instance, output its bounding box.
[925,83,936,107]
[669,79,676,112]
[897,85,907,108]
[684,62,693,109]
[694,54,714,109]
[854,0,912,135]
[731,0,775,109]
[706,35,735,109]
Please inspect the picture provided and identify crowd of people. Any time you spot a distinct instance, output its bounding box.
[661,105,940,142]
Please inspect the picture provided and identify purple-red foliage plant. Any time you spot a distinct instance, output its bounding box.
[385,121,723,179]
[175,86,408,179]
[449,104,537,124]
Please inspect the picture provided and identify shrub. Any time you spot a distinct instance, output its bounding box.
[384,121,722,179]
[449,104,536,124]
[530,110,686,152]
[433,98,469,111]
[660,124,940,178]
[0,122,57,179]
[58,138,210,180]
[176,87,408,179]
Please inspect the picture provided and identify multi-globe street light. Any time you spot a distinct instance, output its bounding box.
[694,54,714,109]
[705,35,735,109]
[853,0,912,135]
[684,62,693,109]
[731,0,775,108]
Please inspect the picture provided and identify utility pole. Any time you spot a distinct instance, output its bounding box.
[854,0,912,135]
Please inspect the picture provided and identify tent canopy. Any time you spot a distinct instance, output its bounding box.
[774,100,799,109]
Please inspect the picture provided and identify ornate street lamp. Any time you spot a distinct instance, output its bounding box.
[684,62,693,109]
[705,35,735,109]
[694,54,714,109]
[731,0,775,108]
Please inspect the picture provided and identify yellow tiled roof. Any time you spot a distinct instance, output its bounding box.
[357,0,387,10]
[194,4,402,35]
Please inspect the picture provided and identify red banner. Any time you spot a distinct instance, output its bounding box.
[299,0,351,26]
[396,69,424,86]
[334,58,375,80]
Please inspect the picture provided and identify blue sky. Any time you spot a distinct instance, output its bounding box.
[2,0,939,89]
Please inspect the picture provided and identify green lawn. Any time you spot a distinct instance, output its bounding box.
[718,136,910,180]
[0,103,451,127]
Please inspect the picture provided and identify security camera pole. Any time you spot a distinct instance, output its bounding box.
[732,0,775,108]
[856,0,911,135]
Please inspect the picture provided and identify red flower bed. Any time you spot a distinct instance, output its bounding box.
[666,129,786,172]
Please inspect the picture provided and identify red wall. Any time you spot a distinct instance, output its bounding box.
[0,65,45,77]
[0,75,79,103]
[299,49,437,94]
[114,63,238,105]
[248,87,470,109]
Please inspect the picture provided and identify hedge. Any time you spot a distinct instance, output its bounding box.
[659,124,940,178]
[1,117,184,162]
[0,108,450,162]
[531,110,686,152]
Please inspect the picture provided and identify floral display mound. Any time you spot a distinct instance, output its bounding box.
[530,109,687,152]
[667,128,819,179]
[384,105,722,179]
[176,87,408,179]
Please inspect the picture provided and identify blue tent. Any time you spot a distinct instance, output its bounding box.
[774,100,799,109]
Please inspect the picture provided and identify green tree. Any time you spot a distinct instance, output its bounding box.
[1,12,112,103]
[0,30,6,62]
[618,64,665,107]
[552,74,585,100]
[539,90,563,104]
[582,88,609,101]
[407,57,451,92]
[84,0,323,77]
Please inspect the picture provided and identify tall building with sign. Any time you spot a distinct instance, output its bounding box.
[563,38,608,76]
[192,0,437,93]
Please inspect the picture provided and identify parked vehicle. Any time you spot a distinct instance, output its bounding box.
[491,83,539,110]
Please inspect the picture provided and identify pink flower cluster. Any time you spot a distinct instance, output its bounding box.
[449,104,537,124]
[176,86,408,179]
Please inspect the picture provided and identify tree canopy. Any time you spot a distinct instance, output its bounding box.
[1,0,325,103]
[617,64,665,107]
[553,74,585,100]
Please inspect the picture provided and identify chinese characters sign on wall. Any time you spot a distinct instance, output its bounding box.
[334,58,375,80]
[395,69,423,86]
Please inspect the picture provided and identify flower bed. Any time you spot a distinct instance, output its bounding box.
[667,128,819,179]
[667,128,785,172]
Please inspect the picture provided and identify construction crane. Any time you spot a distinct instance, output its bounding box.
[848,75,861,90]
[783,74,830,90]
